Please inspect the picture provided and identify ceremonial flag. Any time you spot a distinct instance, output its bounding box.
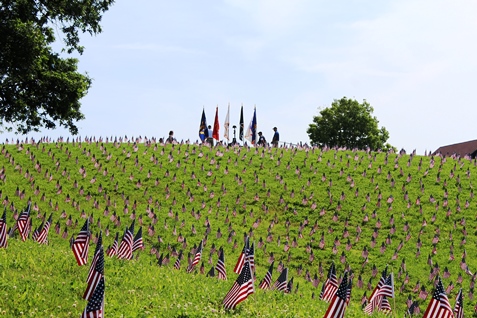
[273,267,288,292]
[132,227,144,252]
[453,288,463,318]
[17,203,31,242]
[245,107,257,144]
[239,105,244,141]
[0,208,7,248]
[323,271,350,318]
[320,263,338,302]
[199,108,208,142]
[187,240,203,273]
[423,277,453,318]
[224,103,230,141]
[234,237,249,274]
[106,232,119,257]
[36,213,53,244]
[117,221,135,260]
[259,262,274,290]
[72,219,90,266]
[80,276,105,318]
[216,247,227,280]
[83,247,104,301]
[213,106,220,140]
[223,261,254,310]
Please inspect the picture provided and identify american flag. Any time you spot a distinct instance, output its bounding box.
[17,203,31,242]
[83,247,104,301]
[259,262,274,290]
[407,301,419,316]
[32,223,40,242]
[247,242,255,273]
[36,214,53,244]
[320,263,338,302]
[216,247,227,280]
[87,232,103,283]
[132,226,144,252]
[174,250,183,270]
[187,240,203,273]
[0,208,7,248]
[367,266,388,302]
[423,277,454,318]
[273,267,288,292]
[453,288,464,318]
[233,237,249,274]
[72,219,90,266]
[323,271,349,318]
[117,221,135,260]
[81,276,105,318]
[364,273,394,315]
[106,232,119,257]
[223,261,254,310]
[286,277,294,293]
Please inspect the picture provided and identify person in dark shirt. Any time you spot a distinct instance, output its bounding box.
[257,131,266,146]
[166,131,176,144]
[271,127,279,147]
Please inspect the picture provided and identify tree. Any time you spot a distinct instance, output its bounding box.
[0,0,115,135]
[307,97,391,150]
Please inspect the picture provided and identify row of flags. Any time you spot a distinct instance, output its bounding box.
[71,219,144,264]
[199,106,258,144]
[1,205,469,317]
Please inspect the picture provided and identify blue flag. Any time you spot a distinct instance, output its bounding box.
[199,108,208,142]
[245,107,257,144]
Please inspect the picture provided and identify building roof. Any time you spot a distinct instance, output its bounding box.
[433,139,477,157]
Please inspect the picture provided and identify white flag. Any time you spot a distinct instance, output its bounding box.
[224,103,230,141]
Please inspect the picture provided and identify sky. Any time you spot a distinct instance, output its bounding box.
[2,0,477,154]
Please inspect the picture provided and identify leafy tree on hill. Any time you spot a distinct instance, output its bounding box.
[307,97,392,151]
[0,0,115,135]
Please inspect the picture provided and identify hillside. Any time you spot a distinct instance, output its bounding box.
[0,137,476,317]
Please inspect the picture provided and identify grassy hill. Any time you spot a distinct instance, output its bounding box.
[1,137,476,317]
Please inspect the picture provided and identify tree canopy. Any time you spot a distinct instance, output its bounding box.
[307,97,391,150]
[0,0,115,135]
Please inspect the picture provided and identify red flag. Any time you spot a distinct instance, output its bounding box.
[212,106,220,140]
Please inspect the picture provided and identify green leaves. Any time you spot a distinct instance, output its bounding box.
[307,97,392,151]
[0,0,114,134]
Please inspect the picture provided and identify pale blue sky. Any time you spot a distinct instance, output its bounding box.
[2,0,477,154]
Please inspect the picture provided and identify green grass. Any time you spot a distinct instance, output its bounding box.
[1,140,476,316]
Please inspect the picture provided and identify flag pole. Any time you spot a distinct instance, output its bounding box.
[389,264,396,318]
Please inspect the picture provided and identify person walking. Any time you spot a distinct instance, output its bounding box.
[257,132,267,146]
[207,125,214,146]
[271,127,279,147]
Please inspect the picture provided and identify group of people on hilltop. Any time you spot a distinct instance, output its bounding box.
[163,126,279,147]
[257,127,279,147]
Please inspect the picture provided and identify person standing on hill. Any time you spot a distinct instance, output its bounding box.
[207,125,214,146]
[166,131,176,144]
[257,132,267,146]
[271,127,279,147]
